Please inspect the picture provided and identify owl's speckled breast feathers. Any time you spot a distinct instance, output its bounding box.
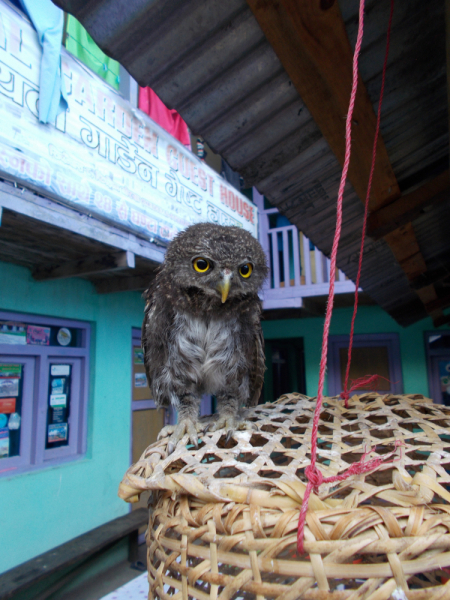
[141,222,268,451]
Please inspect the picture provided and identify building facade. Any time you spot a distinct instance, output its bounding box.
[0,0,256,576]
[0,0,449,581]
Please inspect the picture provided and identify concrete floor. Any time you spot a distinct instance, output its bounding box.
[61,544,147,600]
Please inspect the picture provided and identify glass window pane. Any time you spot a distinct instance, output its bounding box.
[428,334,450,350]
[45,363,72,449]
[132,345,152,401]
[0,362,23,460]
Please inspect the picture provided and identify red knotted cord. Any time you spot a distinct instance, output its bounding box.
[297,0,396,554]
[341,374,394,402]
[341,0,395,408]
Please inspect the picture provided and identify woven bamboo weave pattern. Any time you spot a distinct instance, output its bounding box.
[119,393,450,599]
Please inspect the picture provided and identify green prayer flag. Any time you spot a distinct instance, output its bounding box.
[65,15,120,90]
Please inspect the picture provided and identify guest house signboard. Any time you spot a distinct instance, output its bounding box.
[0,2,257,244]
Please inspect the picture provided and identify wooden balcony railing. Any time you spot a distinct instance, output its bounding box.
[254,191,356,310]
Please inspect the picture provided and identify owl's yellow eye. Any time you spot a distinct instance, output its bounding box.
[193,257,210,273]
[239,263,253,278]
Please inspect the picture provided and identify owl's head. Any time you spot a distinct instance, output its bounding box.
[162,223,268,310]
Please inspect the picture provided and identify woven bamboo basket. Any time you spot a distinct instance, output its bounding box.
[119,393,450,599]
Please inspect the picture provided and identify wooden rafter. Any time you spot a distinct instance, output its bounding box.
[247,0,444,322]
[424,292,450,314]
[33,251,136,281]
[246,0,400,211]
[367,171,450,240]
[411,264,450,290]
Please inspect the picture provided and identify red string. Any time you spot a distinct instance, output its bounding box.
[340,374,394,404]
[297,0,396,555]
[297,442,401,552]
[342,0,395,408]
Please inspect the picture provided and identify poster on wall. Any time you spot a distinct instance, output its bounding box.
[0,2,258,245]
[0,323,26,345]
[26,325,50,346]
[46,364,71,448]
[48,423,68,443]
[0,363,23,459]
[134,373,147,388]
[0,378,19,398]
[0,428,9,458]
[133,347,144,364]
[0,398,16,413]
[132,345,151,401]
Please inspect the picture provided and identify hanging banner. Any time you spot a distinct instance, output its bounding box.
[0,1,257,244]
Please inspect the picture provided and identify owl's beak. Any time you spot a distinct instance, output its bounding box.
[217,270,232,303]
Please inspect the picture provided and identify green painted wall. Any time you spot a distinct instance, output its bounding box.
[0,260,145,574]
[262,306,442,398]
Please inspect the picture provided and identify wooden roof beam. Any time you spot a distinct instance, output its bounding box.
[33,251,135,281]
[411,264,450,290]
[247,0,400,211]
[433,314,450,328]
[247,0,444,322]
[424,292,450,314]
[367,171,450,240]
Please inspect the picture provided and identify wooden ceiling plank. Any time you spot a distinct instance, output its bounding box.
[411,264,450,290]
[33,251,135,281]
[384,224,426,276]
[94,275,153,294]
[416,284,441,306]
[246,0,400,211]
[433,314,450,328]
[424,292,450,314]
[367,171,450,239]
[247,0,445,321]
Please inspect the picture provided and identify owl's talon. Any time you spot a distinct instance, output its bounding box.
[210,414,255,442]
[159,417,203,453]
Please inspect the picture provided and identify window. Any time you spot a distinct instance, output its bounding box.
[0,311,90,476]
[327,334,403,397]
[425,331,450,405]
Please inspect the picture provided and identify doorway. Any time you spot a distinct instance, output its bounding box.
[426,332,450,405]
[130,329,166,529]
[263,338,306,403]
[327,334,403,396]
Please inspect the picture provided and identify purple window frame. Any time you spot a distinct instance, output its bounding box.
[327,333,403,397]
[0,310,90,477]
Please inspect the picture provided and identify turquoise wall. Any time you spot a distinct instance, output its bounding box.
[0,260,145,573]
[262,306,441,398]
[0,257,445,574]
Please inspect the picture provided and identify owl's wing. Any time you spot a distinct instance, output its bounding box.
[141,284,171,408]
[141,291,156,396]
[248,309,266,407]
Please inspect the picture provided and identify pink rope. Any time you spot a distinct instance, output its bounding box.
[341,374,393,400]
[342,0,395,408]
[297,0,396,554]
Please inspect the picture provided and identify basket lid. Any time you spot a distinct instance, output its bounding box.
[119,393,450,510]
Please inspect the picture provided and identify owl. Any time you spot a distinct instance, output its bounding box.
[142,222,268,454]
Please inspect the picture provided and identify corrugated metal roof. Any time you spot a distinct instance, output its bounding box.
[54,0,449,325]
